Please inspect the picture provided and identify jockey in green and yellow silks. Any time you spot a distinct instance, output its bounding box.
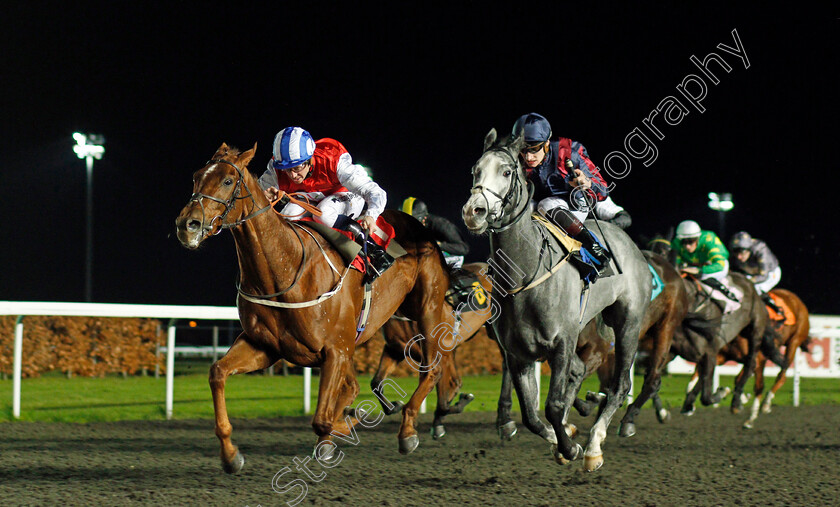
[671,220,737,300]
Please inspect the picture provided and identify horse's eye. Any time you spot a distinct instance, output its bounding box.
[503,170,512,177]
[223,178,233,186]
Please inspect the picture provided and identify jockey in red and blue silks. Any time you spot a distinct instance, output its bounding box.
[512,112,612,280]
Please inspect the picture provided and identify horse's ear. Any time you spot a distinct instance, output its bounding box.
[483,128,498,152]
[212,143,230,159]
[510,131,526,154]
[237,142,257,168]
[665,226,675,242]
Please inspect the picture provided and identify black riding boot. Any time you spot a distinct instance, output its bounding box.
[340,219,395,282]
[701,278,740,302]
[545,207,611,281]
[761,292,785,317]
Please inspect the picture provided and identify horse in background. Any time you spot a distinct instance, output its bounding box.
[647,234,768,415]
[693,288,810,428]
[175,144,456,473]
[463,129,651,471]
[371,261,496,439]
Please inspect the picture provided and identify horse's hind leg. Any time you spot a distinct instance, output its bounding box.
[586,309,641,472]
[209,334,274,474]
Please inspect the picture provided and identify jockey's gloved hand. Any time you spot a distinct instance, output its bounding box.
[608,211,632,230]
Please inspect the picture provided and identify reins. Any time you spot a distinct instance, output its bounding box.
[189,156,351,309]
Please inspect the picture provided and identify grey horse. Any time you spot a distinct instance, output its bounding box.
[462,129,651,471]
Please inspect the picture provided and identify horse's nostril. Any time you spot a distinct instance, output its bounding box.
[187,219,202,232]
[473,207,486,216]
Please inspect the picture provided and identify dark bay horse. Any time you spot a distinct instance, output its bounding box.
[705,288,810,428]
[372,261,496,439]
[463,129,651,472]
[175,144,455,473]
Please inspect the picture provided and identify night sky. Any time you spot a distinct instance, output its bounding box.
[1,5,837,313]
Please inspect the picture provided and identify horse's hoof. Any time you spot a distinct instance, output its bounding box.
[564,423,578,439]
[761,404,772,415]
[681,406,696,417]
[583,454,604,472]
[399,434,420,455]
[222,451,245,474]
[743,420,754,430]
[431,425,446,440]
[618,422,636,438]
[657,408,671,424]
[460,393,475,402]
[552,442,582,465]
[722,387,732,398]
[498,421,517,441]
[731,406,742,415]
[384,401,405,416]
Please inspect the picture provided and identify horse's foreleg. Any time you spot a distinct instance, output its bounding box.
[508,354,556,444]
[209,334,274,474]
[370,344,405,415]
[698,355,730,406]
[744,355,767,429]
[731,331,760,414]
[620,323,673,434]
[312,348,354,451]
[545,349,584,465]
[432,352,471,440]
[490,327,517,440]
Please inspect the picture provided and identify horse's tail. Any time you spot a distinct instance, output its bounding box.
[760,325,788,369]
[799,334,812,353]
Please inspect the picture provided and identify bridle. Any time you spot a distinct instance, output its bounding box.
[187,158,272,235]
[470,147,534,232]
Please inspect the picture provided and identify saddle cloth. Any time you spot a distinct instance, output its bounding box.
[706,276,743,314]
[649,263,664,301]
[767,292,796,325]
[531,213,615,281]
[297,216,407,273]
[445,268,490,313]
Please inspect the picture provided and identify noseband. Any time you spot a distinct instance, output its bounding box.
[188,158,271,234]
[470,148,534,232]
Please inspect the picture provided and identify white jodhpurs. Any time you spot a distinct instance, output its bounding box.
[279,192,366,228]
[754,266,781,294]
[699,260,729,282]
[536,197,589,222]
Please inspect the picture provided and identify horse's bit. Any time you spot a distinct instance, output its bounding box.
[187,158,271,235]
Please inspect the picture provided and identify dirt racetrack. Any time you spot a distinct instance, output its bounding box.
[1,405,839,506]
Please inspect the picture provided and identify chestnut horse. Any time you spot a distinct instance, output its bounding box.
[175,144,455,473]
[701,288,810,428]
[372,262,496,439]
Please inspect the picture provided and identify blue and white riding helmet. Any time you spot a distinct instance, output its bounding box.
[269,127,316,170]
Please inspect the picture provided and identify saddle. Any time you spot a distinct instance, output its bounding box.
[684,274,743,314]
[445,268,491,313]
[531,214,616,283]
[296,218,408,272]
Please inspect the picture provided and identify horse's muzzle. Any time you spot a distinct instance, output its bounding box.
[175,206,214,249]
[462,195,489,234]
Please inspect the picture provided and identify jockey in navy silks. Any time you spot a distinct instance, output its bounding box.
[512,112,613,280]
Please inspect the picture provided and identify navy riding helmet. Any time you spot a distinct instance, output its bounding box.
[512,112,552,144]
